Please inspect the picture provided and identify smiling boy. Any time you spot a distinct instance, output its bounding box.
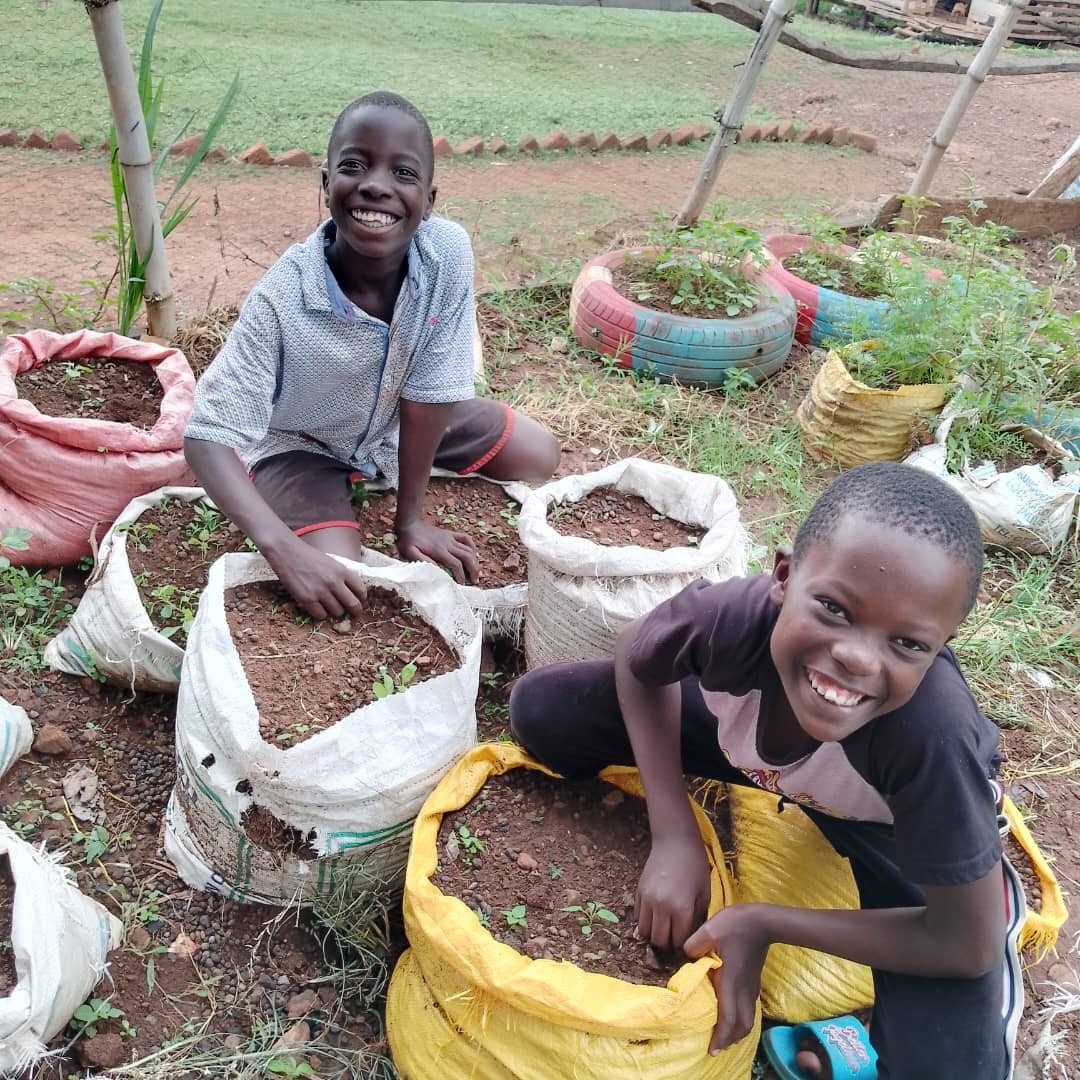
[510,462,1019,1078]
[184,92,559,620]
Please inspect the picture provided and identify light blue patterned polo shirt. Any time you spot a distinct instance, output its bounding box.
[185,215,476,484]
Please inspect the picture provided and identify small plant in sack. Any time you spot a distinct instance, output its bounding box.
[570,208,796,389]
[518,458,748,668]
[165,552,482,908]
[356,473,532,641]
[385,742,761,1080]
[0,329,195,567]
[45,487,254,692]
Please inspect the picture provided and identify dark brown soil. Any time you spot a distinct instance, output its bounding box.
[434,769,679,987]
[224,582,456,748]
[611,255,762,319]
[241,804,318,859]
[1004,830,1042,918]
[15,358,162,427]
[125,498,253,646]
[0,852,15,996]
[356,478,526,588]
[549,489,703,549]
[783,251,884,300]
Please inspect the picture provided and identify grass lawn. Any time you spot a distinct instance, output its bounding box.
[4,0,1008,153]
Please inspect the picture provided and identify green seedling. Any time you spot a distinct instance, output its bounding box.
[474,906,491,929]
[61,361,93,383]
[499,502,520,528]
[548,863,563,880]
[119,520,160,553]
[69,997,124,1039]
[266,1059,314,1078]
[147,583,200,640]
[71,824,111,864]
[372,662,417,699]
[562,900,620,937]
[502,904,528,930]
[184,502,227,554]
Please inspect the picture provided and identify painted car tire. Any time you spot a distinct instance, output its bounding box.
[569,247,797,389]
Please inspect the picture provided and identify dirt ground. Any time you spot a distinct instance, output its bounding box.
[2,45,1080,1080]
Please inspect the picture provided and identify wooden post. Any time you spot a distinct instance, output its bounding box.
[84,0,176,340]
[676,0,798,227]
[908,0,1028,198]
[1028,134,1080,199]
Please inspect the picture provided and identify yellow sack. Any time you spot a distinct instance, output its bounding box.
[724,785,875,1023]
[387,743,760,1080]
[1003,796,1068,959]
[796,346,950,468]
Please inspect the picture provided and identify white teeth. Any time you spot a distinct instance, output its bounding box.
[807,669,865,707]
[351,210,396,228]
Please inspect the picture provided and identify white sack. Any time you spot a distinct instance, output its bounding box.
[518,458,749,668]
[0,823,122,1073]
[166,552,482,905]
[0,696,33,781]
[906,417,1079,554]
[44,486,209,692]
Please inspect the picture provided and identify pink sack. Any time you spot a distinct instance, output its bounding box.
[0,329,195,566]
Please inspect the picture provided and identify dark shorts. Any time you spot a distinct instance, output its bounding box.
[250,398,513,533]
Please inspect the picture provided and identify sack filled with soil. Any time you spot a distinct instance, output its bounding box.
[0,822,123,1073]
[518,458,748,668]
[165,552,482,907]
[0,329,195,567]
[0,695,33,782]
[386,742,760,1080]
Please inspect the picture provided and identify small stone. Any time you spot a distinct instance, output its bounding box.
[597,131,621,152]
[601,790,625,810]
[550,335,569,354]
[0,128,19,147]
[272,1021,311,1053]
[776,120,796,141]
[518,135,540,154]
[646,128,672,150]
[312,662,324,675]
[563,888,581,907]
[1046,963,1080,993]
[432,135,454,158]
[796,125,820,144]
[653,531,663,542]
[79,676,101,696]
[671,125,696,146]
[622,132,648,151]
[224,1034,244,1050]
[24,128,49,150]
[516,852,539,871]
[540,131,570,152]
[75,1034,126,1070]
[128,924,151,949]
[331,618,352,635]
[849,131,877,154]
[169,133,203,158]
[739,123,762,143]
[415,654,432,666]
[570,131,597,151]
[456,136,484,157]
[628,528,640,538]
[275,148,313,168]
[238,142,274,166]
[33,723,73,756]
[832,127,850,148]
[287,988,319,1018]
[43,795,65,812]
[502,552,522,571]
[490,138,507,155]
[531,936,550,949]
[50,129,81,152]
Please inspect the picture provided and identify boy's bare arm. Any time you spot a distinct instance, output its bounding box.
[685,867,1005,1054]
[395,399,479,583]
[614,619,712,953]
[183,438,367,621]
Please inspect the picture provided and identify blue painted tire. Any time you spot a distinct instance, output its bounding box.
[570,247,797,389]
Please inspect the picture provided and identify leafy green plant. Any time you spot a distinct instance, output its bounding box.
[372,662,417,699]
[71,824,111,864]
[457,825,484,867]
[107,0,240,334]
[69,997,125,1039]
[502,904,528,930]
[147,583,200,640]
[184,502,227,555]
[499,502,520,528]
[0,277,107,333]
[61,361,93,383]
[562,900,620,937]
[474,906,491,929]
[266,1058,314,1078]
[119,519,161,553]
[548,863,563,880]
[1,530,74,675]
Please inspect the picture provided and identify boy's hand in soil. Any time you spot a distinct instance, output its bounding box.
[396,519,480,585]
[265,536,368,622]
[636,833,712,953]
[684,905,770,1055]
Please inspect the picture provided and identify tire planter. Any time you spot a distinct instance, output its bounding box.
[761,233,889,348]
[569,247,796,389]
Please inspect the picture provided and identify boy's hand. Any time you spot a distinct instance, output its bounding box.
[684,905,770,1055]
[266,540,368,622]
[397,520,480,584]
[636,833,712,953]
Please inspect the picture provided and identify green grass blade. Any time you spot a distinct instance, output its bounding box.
[166,71,240,205]
[155,111,195,180]
[161,199,196,239]
[137,0,165,112]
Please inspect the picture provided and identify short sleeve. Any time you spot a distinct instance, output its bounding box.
[865,657,1002,886]
[184,289,283,452]
[402,221,476,404]
[626,576,776,692]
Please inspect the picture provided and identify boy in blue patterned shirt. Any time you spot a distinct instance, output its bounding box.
[185,91,559,620]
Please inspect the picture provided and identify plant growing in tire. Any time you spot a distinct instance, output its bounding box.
[569,209,796,390]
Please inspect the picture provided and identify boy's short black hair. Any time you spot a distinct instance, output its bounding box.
[327,90,435,182]
[793,462,984,611]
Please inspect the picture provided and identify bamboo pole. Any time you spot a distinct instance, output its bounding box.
[908,0,1028,199]
[676,0,798,227]
[84,0,176,340]
[1028,134,1080,199]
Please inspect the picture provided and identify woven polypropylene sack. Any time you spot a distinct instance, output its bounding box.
[0,329,195,566]
[0,695,33,782]
[386,742,760,1080]
[0,823,122,1073]
[165,552,482,905]
[518,458,749,668]
[796,347,950,469]
[724,785,874,1023]
[43,487,208,692]
[1003,797,1067,959]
